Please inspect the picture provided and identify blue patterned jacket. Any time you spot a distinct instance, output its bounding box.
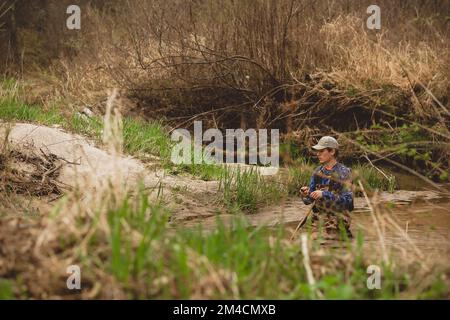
[302,162,354,212]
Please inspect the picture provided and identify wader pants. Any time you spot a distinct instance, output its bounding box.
[307,208,352,240]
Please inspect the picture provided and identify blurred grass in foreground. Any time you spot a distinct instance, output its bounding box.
[61,189,449,299]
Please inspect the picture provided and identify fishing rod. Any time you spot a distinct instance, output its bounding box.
[290,201,315,241]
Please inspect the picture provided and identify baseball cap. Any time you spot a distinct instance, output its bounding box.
[312,136,339,150]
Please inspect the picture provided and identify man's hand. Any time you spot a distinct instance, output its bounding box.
[310,190,323,200]
[300,186,309,197]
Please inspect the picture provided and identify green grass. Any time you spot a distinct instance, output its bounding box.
[0,79,173,162]
[218,167,286,213]
[68,114,103,137]
[107,195,169,284]
[0,98,65,125]
[285,160,315,195]
[353,163,397,193]
[74,189,448,299]
[2,187,446,299]
[0,98,172,161]
[0,279,14,300]
[166,140,228,181]
[123,118,172,159]
[175,162,227,181]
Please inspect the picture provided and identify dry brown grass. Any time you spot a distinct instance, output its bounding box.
[4,0,446,181]
[20,0,445,124]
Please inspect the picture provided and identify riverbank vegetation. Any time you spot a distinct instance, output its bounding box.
[1,0,449,299]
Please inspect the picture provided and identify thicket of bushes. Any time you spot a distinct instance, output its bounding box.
[1,0,449,178]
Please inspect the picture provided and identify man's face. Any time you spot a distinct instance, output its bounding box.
[316,148,335,164]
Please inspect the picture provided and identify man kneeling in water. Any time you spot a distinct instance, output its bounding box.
[300,136,354,240]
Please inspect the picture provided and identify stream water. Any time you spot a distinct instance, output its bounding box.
[351,195,450,259]
[283,186,450,262]
[183,183,450,262]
